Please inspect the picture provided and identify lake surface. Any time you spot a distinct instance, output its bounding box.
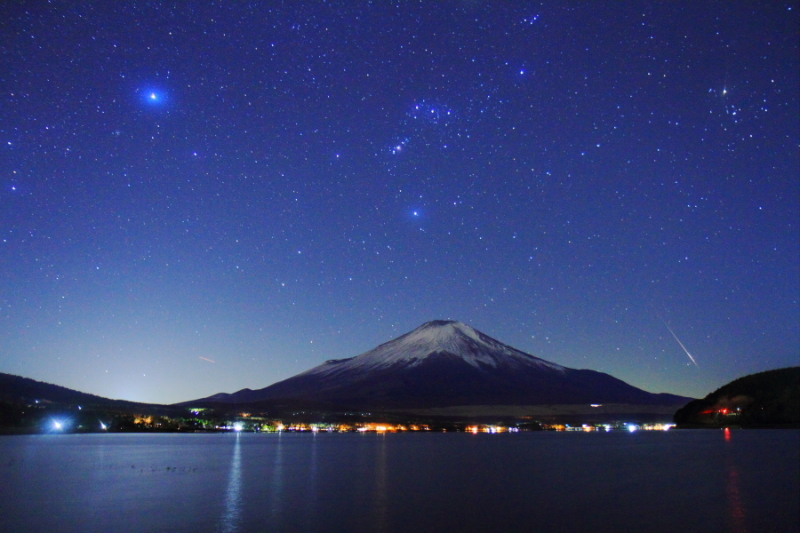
[0,430,797,533]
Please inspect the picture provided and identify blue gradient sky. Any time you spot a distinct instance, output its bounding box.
[1,2,797,404]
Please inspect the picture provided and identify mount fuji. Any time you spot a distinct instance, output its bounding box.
[189,320,691,411]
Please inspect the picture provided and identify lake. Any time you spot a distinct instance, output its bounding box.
[0,430,797,533]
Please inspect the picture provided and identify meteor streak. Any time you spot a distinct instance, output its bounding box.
[659,318,699,367]
[199,356,215,363]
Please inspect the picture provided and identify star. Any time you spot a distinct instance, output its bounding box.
[140,88,166,106]
[1,0,796,411]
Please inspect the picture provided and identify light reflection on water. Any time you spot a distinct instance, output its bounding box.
[0,430,797,533]
[724,429,747,533]
[305,431,319,530]
[219,433,241,533]
[373,433,389,533]
[269,430,284,525]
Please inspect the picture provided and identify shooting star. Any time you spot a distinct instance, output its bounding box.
[659,318,699,367]
[199,356,215,363]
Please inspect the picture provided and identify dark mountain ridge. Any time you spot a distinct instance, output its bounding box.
[0,372,182,416]
[674,367,800,427]
[190,320,692,411]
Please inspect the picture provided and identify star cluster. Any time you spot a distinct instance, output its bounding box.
[0,2,797,403]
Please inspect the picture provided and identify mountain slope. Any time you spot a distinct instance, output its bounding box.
[0,372,182,415]
[674,367,800,427]
[191,320,691,410]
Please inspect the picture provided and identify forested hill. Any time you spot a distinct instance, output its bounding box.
[674,367,800,428]
[0,372,178,414]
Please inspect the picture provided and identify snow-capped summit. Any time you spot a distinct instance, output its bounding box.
[299,319,565,378]
[193,320,691,410]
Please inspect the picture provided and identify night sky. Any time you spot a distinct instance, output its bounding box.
[1,2,797,405]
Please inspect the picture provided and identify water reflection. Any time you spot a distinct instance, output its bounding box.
[270,431,284,523]
[304,432,319,530]
[373,434,389,533]
[724,429,747,533]
[1,432,796,533]
[219,434,242,533]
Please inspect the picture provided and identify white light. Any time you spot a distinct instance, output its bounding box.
[233,422,243,432]
[53,421,63,430]
[627,424,637,432]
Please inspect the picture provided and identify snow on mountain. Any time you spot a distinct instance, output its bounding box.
[187,319,693,409]
[298,320,565,378]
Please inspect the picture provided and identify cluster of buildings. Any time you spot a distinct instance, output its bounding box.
[217,421,433,433]
[541,423,676,432]
[209,417,676,433]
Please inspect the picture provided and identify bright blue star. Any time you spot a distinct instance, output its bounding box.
[139,87,168,107]
[406,208,425,222]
